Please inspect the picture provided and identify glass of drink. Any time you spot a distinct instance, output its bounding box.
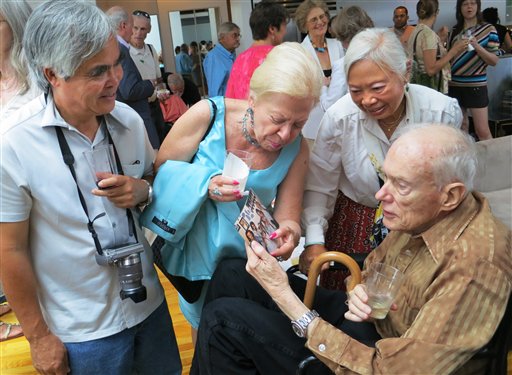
[156,83,170,97]
[365,262,404,319]
[222,149,253,192]
[464,29,475,51]
[83,144,118,188]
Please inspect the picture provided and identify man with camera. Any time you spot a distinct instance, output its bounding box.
[0,2,181,374]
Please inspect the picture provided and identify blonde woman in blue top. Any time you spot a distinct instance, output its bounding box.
[145,43,322,341]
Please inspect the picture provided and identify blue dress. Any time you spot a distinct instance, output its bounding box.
[159,96,301,327]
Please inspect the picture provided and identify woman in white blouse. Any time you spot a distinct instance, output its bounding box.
[300,28,463,289]
[294,0,344,141]
[0,0,39,120]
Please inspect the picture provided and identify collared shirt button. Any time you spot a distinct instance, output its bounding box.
[112,222,117,228]
[318,343,326,352]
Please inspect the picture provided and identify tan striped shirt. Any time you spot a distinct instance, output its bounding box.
[307,192,512,374]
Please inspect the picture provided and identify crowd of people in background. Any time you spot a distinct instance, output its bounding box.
[0,0,510,374]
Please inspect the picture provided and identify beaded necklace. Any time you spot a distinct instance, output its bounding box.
[241,108,259,147]
[311,40,327,53]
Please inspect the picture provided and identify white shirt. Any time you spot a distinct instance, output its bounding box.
[129,44,161,81]
[301,36,345,139]
[302,84,463,246]
[0,94,162,342]
[130,44,161,102]
[1,84,40,121]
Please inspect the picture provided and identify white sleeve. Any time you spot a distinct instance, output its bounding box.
[0,139,32,222]
[302,109,344,246]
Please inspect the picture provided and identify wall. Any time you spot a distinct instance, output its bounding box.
[339,1,507,31]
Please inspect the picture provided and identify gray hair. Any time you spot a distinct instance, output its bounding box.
[218,22,240,40]
[167,73,184,88]
[0,0,32,94]
[397,124,478,192]
[23,1,116,92]
[331,6,374,44]
[344,28,407,81]
[106,5,129,29]
[250,42,322,103]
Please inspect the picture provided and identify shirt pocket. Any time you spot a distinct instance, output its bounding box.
[122,164,144,179]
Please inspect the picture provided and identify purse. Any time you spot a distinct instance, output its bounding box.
[150,98,217,304]
[410,29,442,92]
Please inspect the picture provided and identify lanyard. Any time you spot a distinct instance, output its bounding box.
[54,123,138,255]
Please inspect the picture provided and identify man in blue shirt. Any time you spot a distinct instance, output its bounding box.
[175,43,194,77]
[203,22,240,97]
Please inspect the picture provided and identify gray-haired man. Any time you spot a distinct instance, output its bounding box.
[0,2,181,374]
[203,21,241,96]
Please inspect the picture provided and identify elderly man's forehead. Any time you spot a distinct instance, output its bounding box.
[133,16,150,26]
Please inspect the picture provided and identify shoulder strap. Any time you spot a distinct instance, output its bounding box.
[202,98,217,142]
[412,29,423,60]
[147,44,154,57]
[190,98,218,162]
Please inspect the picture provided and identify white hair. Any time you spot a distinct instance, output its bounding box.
[0,0,32,94]
[23,1,116,92]
[397,124,478,192]
[344,28,408,81]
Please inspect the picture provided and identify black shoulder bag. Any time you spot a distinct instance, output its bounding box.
[151,98,217,303]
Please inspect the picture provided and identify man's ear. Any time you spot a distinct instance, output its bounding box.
[43,68,59,89]
[440,182,466,212]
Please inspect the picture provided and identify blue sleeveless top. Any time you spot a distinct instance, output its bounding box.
[160,96,301,280]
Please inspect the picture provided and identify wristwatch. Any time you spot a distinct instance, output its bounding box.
[291,310,319,338]
[138,179,153,209]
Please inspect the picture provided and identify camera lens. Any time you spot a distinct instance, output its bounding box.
[117,253,147,303]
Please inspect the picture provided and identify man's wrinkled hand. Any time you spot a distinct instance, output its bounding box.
[92,173,149,208]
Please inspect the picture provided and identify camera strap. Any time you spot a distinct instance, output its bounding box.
[54,122,138,256]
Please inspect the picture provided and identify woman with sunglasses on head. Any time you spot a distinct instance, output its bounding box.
[294,0,344,142]
[447,0,500,140]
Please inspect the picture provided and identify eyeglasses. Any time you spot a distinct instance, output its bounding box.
[133,10,150,19]
[307,13,328,25]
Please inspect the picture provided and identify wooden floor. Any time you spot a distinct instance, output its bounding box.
[0,270,194,374]
[1,273,511,375]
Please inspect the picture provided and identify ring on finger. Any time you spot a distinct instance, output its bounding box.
[212,187,223,196]
[276,256,284,262]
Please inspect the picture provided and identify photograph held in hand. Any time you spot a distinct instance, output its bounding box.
[235,190,279,252]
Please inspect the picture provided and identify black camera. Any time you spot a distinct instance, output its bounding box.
[95,243,147,303]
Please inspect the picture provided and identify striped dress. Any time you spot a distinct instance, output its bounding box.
[448,23,500,87]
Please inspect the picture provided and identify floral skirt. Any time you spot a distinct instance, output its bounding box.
[320,190,376,291]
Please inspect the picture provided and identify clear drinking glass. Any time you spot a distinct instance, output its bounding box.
[365,262,405,319]
[83,144,118,188]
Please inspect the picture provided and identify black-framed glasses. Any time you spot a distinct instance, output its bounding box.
[133,10,150,19]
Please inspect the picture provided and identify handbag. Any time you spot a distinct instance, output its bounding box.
[150,98,217,304]
[410,29,442,92]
